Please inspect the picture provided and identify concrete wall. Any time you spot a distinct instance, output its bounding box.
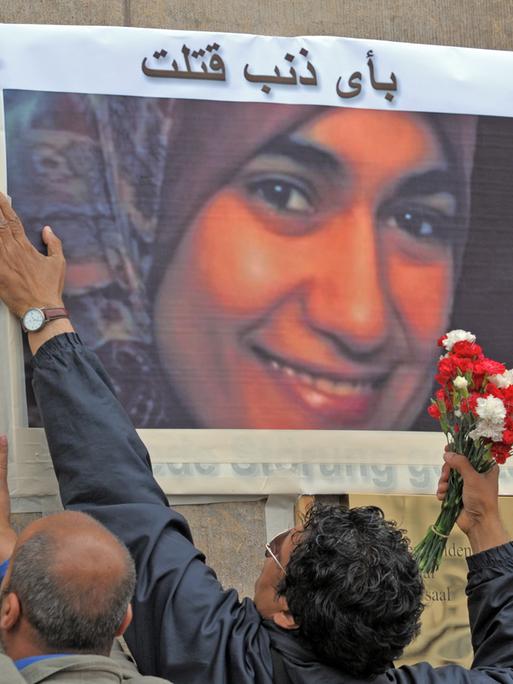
[2,0,512,598]
[0,1,512,49]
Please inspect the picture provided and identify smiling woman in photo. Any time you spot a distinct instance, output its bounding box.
[149,102,476,429]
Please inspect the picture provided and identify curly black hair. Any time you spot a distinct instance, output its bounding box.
[277,504,424,678]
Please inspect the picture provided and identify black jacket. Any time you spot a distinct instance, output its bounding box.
[32,333,513,684]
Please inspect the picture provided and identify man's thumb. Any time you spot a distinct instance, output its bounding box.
[443,451,475,479]
[42,225,63,257]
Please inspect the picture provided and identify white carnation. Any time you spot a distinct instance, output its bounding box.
[468,429,480,442]
[472,396,506,442]
[476,395,506,422]
[470,424,505,442]
[490,369,513,389]
[442,329,476,352]
[453,376,468,390]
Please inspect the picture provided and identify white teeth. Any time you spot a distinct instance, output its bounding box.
[267,357,374,396]
[316,377,339,394]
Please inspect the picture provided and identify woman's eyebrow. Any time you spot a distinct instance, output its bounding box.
[393,169,459,201]
[257,135,342,174]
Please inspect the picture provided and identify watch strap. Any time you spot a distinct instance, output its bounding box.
[42,307,68,322]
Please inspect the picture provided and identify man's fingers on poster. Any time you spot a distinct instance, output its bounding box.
[42,225,64,258]
[0,192,17,224]
[0,192,14,222]
[0,192,29,245]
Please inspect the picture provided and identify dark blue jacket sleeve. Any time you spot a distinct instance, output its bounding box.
[390,543,513,683]
[467,542,513,670]
[31,334,272,684]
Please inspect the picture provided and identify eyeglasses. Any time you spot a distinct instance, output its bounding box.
[264,528,291,575]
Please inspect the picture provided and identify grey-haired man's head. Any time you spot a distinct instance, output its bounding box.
[0,510,135,660]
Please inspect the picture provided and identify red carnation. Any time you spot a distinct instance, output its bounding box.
[499,386,513,412]
[502,430,513,447]
[460,397,472,414]
[472,358,505,389]
[491,442,511,465]
[451,356,474,376]
[427,404,441,419]
[468,393,480,415]
[452,341,483,359]
[436,357,456,385]
[485,382,500,396]
[475,358,507,378]
[435,388,452,411]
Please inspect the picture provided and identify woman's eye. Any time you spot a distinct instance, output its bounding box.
[246,178,314,214]
[384,206,452,242]
[396,210,435,237]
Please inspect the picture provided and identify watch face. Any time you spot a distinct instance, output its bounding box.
[22,308,45,332]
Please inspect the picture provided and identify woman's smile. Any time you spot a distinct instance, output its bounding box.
[248,341,390,423]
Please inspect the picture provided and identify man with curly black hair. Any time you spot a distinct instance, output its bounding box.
[271,505,424,677]
[0,191,513,684]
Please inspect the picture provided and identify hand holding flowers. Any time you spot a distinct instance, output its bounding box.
[436,449,507,555]
[414,330,513,573]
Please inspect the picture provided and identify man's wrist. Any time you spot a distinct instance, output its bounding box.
[467,515,509,554]
[28,318,75,356]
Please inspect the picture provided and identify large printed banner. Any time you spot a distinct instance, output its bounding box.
[0,24,513,496]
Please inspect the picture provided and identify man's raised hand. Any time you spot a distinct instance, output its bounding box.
[0,192,65,318]
[437,450,509,553]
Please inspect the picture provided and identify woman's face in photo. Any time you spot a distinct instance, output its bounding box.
[154,108,463,429]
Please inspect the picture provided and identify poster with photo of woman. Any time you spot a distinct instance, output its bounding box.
[1,24,513,495]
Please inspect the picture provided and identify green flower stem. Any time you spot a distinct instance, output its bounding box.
[413,470,462,574]
[413,423,493,575]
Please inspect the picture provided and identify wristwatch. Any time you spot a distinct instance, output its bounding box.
[20,307,69,333]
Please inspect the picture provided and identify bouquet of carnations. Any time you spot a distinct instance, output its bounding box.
[413,329,513,574]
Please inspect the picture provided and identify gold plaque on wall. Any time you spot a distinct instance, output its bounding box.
[349,494,513,668]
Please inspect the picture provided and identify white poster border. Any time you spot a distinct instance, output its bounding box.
[0,24,511,116]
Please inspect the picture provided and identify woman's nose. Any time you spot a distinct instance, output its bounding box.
[302,203,390,354]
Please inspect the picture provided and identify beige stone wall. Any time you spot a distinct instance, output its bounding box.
[0,0,512,49]
[2,0,513,666]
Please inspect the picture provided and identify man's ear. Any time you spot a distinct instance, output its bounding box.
[115,603,133,637]
[0,592,21,631]
[272,595,298,630]
[273,610,298,630]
